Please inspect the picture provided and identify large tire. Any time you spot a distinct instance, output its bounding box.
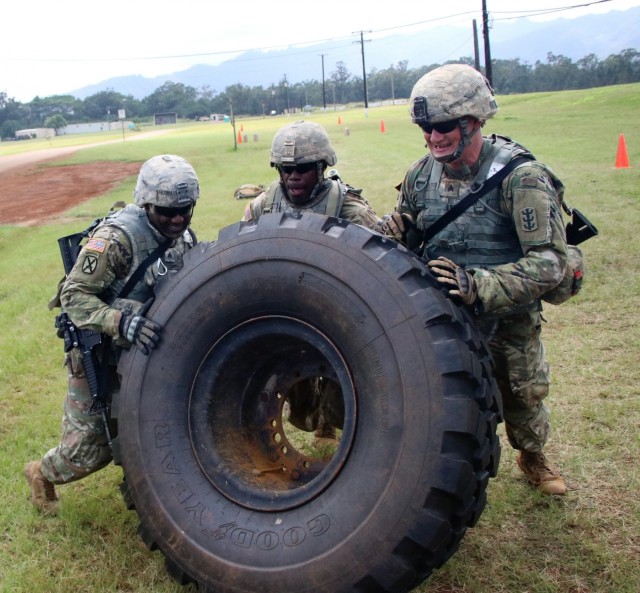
[112,212,501,593]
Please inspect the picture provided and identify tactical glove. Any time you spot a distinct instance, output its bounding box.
[378,212,416,243]
[427,256,478,306]
[118,309,162,355]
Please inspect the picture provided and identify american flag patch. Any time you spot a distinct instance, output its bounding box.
[85,238,106,253]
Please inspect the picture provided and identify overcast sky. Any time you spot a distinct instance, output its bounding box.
[2,0,639,102]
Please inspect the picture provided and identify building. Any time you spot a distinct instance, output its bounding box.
[14,128,55,140]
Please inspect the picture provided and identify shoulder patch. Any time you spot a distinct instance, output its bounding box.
[520,207,538,232]
[520,177,538,187]
[85,238,107,253]
[81,253,99,274]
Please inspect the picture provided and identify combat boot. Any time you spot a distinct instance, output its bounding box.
[516,451,567,495]
[24,460,59,514]
[313,424,339,450]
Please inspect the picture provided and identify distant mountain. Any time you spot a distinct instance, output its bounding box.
[70,7,640,100]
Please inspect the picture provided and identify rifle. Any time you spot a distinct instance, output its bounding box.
[54,312,112,447]
[55,227,113,447]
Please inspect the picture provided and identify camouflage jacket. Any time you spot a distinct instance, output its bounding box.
[60,205,194,343]
[243,178,383,230]
[396,135,568,316]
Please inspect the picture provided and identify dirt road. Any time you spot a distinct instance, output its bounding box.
[0,130,168,226]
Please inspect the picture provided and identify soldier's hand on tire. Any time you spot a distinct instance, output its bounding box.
[427,256,478,305]
[119,311,162,355]
[379,212,416,243]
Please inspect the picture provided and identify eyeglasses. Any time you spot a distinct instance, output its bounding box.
[420,120,459,135]
[152,204,193,218]
[279,162,317,175]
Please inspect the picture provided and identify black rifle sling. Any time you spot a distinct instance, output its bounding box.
[422,156,532,242]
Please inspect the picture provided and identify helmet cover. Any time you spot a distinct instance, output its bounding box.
[270,121,337,167]
[134,154,200,207]
[410,64,498,125]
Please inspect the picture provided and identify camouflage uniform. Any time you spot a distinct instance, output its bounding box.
[243,119,382,229]
[396,66,569,456]
[243,178,382,228]
[243,121,383,443]
[39,155,199,486]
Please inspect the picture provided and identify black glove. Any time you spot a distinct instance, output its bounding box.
[427,256,478,305]
[118,306,162,355]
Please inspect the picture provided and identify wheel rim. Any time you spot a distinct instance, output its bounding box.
[189,316,356,512]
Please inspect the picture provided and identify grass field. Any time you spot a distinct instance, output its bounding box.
[1,83,639,593]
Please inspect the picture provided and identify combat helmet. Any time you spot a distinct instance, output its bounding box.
[409,64,498,126]
[270,121,337,168]
[134,154,200,208]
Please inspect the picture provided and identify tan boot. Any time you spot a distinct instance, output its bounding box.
[313,424,339,449]
[516,451,567,495]
[24,461,59,514]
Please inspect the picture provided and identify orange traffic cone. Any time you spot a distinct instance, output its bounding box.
[615,133,629,168]
[237,130,243,144]
[380,120,386,133]
[338,116,342,125]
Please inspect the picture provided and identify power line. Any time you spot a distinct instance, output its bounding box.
[4,1,615,64]
[490,0,613,20]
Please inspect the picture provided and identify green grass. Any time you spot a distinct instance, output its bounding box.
[1,84,639,593]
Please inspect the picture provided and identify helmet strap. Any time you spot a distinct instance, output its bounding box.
[306,162,327,203]
[433,117,478,166]
[278,162,327,205]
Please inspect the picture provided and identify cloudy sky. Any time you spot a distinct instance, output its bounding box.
[2,0,639,102]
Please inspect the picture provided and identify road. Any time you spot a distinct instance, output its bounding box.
[0,129,169,174]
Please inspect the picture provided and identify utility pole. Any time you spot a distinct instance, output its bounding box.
[283,74,290,114]
[230,99,237,151]
[472,19,481,71]
[390,65,395,104]
[319,54,327,109]
[353,30,371,111]
[482,0,493,85]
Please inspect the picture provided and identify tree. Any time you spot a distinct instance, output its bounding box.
[82,90,131,122]
[44,114,68,133]
[27,95,82,126]
[330,62,352,105]
[0,94,25,131]
[2,49,640,122]
[598,48,640,86]
[492,58,533,94]
[1,120,21,140]
[143,82,199,118]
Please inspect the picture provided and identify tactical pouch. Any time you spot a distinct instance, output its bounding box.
[565,208,598,246]
[542,203,597,305]
[234,184,265,199]
[542,244,584,305]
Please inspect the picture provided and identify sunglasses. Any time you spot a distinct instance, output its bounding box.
[279,162,317,175]
[152,204,193,218]
[420,120,459,135]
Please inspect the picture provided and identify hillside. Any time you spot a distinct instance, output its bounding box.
[71,7,640,99]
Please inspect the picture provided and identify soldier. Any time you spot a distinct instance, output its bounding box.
[24,154,200,513]
[243,120,384,448]
[386,64,569,495]
[243,120,382,228]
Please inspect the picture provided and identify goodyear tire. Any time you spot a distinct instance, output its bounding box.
[112,212,501,593]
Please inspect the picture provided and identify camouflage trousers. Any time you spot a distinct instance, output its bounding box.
[484,309,551,453]
[40,348,116,484]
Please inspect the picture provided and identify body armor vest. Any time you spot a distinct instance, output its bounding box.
[413,135,533,268]
[98,205,192,304]
[263,179,345,217]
